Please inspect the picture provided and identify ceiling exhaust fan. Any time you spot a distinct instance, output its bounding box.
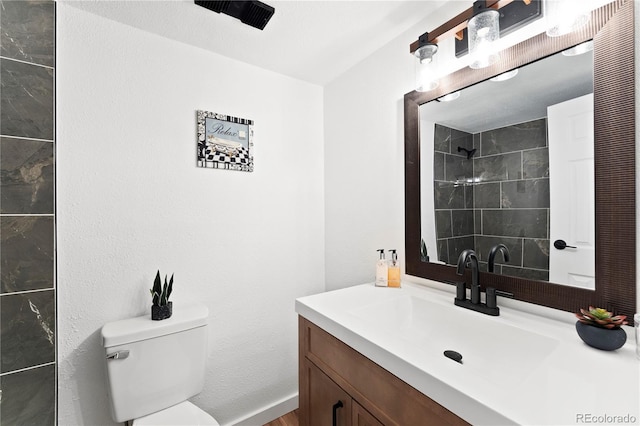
[195,1,275,30]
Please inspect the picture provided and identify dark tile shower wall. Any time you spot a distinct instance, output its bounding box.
[433,119,550,280]
[0,1,56,424]
[433,124,475,265]
[475,118,550,280]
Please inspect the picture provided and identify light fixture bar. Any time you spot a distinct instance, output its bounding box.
[455,0,541,57]
[410,0,519,53]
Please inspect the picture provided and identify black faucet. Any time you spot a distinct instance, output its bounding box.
[456,249,480,303]
[455,249,499,316]
[487,244,510,273]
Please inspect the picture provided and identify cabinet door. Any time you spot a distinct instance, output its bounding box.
[352,401,384,426]
[304,359,352,426]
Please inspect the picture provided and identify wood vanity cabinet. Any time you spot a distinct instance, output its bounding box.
[299,317,468,426]
[303,358,383,426]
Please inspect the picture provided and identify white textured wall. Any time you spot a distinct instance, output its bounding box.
[56,4,324,425]
[323,1,463,291]
[322,0,573,291]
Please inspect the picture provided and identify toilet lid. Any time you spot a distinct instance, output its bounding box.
[132,401,219,426]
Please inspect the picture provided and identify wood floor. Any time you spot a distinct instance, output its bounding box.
[263,409,299,426]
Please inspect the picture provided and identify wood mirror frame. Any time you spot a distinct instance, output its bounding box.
[404,0,636,318]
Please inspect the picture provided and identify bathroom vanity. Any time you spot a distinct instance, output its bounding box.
[299,317,466,425]
[296,281,639,425]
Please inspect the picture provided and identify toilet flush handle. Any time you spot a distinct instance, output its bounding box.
[106,350,130,360]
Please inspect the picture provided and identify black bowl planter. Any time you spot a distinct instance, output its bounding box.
[575,321,627,351]
[152,302,173,321]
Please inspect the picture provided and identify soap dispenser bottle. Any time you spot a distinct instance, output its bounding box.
[388,249,401,288]
[375,249,388,287]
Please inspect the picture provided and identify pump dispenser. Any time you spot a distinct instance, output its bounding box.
[375,249,388,287]
[388,249,401,288]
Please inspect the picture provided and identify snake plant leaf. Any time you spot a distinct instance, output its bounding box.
[153,271,162,293]
[161,280,168,306]
[167,274,174,300]
[151,271,163,306]
[150,270,175,307]
[151,291,160,306]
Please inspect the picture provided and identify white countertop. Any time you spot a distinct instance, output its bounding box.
[295,280,640,425]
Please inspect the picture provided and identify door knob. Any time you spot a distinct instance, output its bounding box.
[554,239,577,250]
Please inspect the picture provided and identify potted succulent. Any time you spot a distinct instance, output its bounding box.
[150,270,173,320]
[575,306,628,351]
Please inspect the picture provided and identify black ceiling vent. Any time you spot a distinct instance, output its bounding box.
[195,1,275,30]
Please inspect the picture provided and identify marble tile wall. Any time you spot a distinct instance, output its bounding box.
[0,1,56,424]
[433,119,550,280]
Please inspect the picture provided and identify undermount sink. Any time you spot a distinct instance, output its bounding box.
[349,294,560,386]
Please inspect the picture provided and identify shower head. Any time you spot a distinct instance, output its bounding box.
[457,146,477,160]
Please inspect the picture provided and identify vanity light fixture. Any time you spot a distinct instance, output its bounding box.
[414,32,438,65]
[467,0,500,69]
[409,1,542,80]
[414,31,440,91]
[437,91,461,102]
[545,0,591,37]
[490,68,519,81]
[562,40,594,56]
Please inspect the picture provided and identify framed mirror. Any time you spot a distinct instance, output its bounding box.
[404,0,636,318]
[421,47,594,286]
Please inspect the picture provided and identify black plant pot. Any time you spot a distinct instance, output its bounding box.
[151,302,173,321]
[575,321,627,351]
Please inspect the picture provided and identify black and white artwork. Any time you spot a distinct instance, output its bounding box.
[197,110,253,172]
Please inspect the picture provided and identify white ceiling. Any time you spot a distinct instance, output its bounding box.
[65,0,450,86]
[420,47,594,133]
[65,1,595,131]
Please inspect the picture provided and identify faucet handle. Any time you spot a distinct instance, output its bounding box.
[486,287,497,309]
[455,282,466,301]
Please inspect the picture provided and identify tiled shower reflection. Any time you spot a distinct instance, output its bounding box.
[0,1,56,424]
[433,119,550,280]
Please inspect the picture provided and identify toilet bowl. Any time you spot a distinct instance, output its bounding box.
[132,401,219,426]
[101,303,219,425]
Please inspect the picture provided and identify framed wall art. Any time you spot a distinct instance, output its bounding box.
[197,110,254,172]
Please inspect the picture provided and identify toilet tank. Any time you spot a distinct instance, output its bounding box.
[101,303,209,423]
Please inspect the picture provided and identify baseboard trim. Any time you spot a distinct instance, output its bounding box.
[227,392,298,426]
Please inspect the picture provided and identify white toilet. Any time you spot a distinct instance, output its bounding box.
[101,302,219,425]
